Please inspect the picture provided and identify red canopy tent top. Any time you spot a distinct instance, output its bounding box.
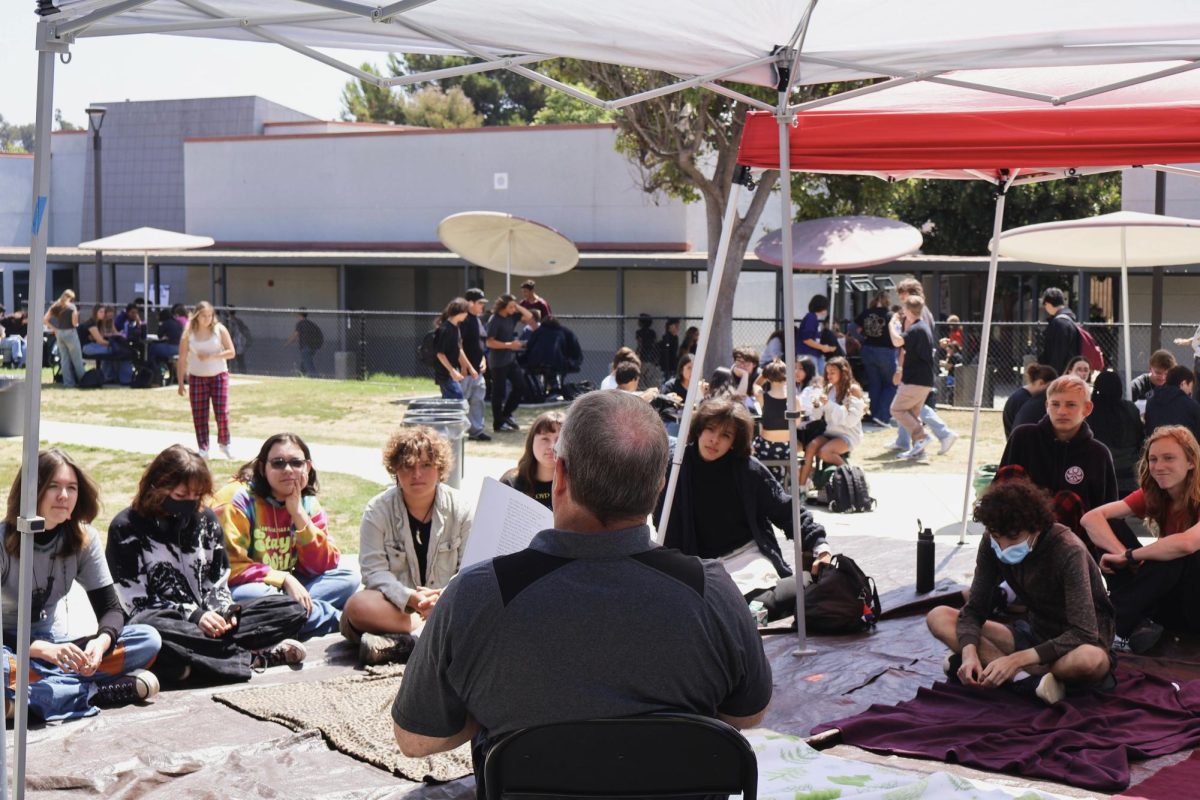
[738,63,1200,179]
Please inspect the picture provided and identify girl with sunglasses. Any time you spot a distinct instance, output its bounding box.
[214,433,360,638]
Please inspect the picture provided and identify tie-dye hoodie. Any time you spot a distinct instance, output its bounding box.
[213,481,341,588]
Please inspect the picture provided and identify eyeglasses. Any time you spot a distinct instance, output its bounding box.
[268,458,308,470]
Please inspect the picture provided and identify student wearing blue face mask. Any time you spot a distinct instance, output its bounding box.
[925,478,1115,706]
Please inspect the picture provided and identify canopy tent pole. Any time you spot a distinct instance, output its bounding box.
[653,181,744,546]
[958,185,1009,545]
[1120,228,1133,393]
[13,41,59,800]
[506,232,511,294]
[776,111,814,655]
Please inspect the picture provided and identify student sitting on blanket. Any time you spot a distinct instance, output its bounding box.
[340,427,473,666]
[214,434,360,640]
[107,445,308,685]
[927,477,1116,706]
[1081,425,1200,655]
[653,396,830,622]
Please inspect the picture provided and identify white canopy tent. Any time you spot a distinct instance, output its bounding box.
[16,3,1200,798]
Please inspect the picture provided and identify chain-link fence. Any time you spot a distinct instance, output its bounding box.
[125,306,1199,407]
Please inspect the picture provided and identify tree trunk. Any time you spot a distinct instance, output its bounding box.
[700,172,778,376]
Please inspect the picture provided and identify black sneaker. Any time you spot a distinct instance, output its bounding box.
[250,639,307,672]
[504,417,521,431]
[468,431,493,442]
[1113,619,1164,654]
[92,669,160,708]
[495,420,518,433]
[359,632,416,666]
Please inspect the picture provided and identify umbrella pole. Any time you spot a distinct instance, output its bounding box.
[958,189,1008,545]
[13,47,58,800]
[506,232,512,295]
[773,113,814,657]
[1121,230,1133,394]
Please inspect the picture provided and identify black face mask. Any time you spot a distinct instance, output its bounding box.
[163,498,198,517]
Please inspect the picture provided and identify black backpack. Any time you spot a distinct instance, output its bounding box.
[130,365,160,389]
[804,554,881,634]
[417,329,440,369]
[78,368,105,389]
[825,464,877,513]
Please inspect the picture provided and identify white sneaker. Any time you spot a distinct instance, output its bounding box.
[885,439,906,452]
[198,448,210,460]
[898,437,929,460]
[219,443,234,460]
[1035,672,1065,705]
[937,432,959,455]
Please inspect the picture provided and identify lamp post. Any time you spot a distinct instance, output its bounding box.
[86,106,106,304]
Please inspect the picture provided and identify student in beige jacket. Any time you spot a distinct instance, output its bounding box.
[340,427,473,666]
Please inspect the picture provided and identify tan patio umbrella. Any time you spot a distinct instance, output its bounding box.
[437,212,579,294]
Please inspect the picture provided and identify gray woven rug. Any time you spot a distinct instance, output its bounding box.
[213,664,473,783]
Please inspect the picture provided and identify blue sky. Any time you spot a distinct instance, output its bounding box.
[1,9,391,126]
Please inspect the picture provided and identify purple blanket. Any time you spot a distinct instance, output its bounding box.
[812,670,1200,792]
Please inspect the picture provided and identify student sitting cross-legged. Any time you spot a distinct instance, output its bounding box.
[1081,425,1200,654]
[926,477,1115,706]
[214,434,360,640]
[107,445,308,685]
[340,427,473,666]
[1,449,162,720]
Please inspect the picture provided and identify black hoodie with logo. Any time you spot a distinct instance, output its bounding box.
[998,416,1118,513]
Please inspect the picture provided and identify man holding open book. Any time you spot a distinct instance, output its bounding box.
[391,390,772,784]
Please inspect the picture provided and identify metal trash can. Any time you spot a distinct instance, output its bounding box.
[0,377,25,438]
[403,398,470,489]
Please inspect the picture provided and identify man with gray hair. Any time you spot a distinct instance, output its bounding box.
[392,391,772,783]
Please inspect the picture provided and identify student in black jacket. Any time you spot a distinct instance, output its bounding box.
[1039,288,1080,375]
[1088,370,1144,496]
[1144,366,1200,441]
[1004,364,1058,437]
[654,396,830,621]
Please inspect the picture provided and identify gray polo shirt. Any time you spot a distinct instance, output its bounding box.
[392,525,772,742]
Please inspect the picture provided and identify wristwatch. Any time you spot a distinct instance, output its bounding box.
[1124,547,1140,565]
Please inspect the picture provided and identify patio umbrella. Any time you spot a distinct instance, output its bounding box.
[437,212,579,294]
[754,215,923,292]
[78,226,215,325]
[997,211,1200,392]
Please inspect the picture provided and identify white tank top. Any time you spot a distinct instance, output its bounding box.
[186,327,228,377]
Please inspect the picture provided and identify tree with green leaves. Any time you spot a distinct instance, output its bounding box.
[340,60,408,124]
[405,86,483,129]
[532,84,613,125]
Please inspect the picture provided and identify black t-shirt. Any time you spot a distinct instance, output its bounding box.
[690,455,754,558]
[502,472,553,510]
[901,320,935,387]
[158,317,184,345]
[408,512,432,586]
[1,316,26,338]
[855,307,893,348]
[296,318,323,350]
[433,321,461,381]
[460,314,486,370]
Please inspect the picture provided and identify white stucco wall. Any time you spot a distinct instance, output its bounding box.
[185,125,693,248]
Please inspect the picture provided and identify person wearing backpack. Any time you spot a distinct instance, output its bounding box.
[285,310,324,377]
[653,396,831,621]
[1039,287,1080,375]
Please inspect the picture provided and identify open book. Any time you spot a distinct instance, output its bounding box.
[460,477,554,570]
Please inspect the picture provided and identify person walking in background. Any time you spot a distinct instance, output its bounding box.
[856,289,898,425]
[460,289,491,442]
[285,309,324,377]
[890,295,936,460]
[518,279,552,320]
[1039,287,1080,375]
[177,301,236,461]
[45,290,85,388]
[888,278,959,455]
[486,294,534,433]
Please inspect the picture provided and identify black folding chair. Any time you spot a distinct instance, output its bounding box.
[482,712,757,800]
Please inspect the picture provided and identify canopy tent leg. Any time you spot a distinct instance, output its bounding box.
[13,43,58,800]
[1120,229,1133,393]
[654,181,745,546]
[775,110,814,656]
[958,188,1008,545]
